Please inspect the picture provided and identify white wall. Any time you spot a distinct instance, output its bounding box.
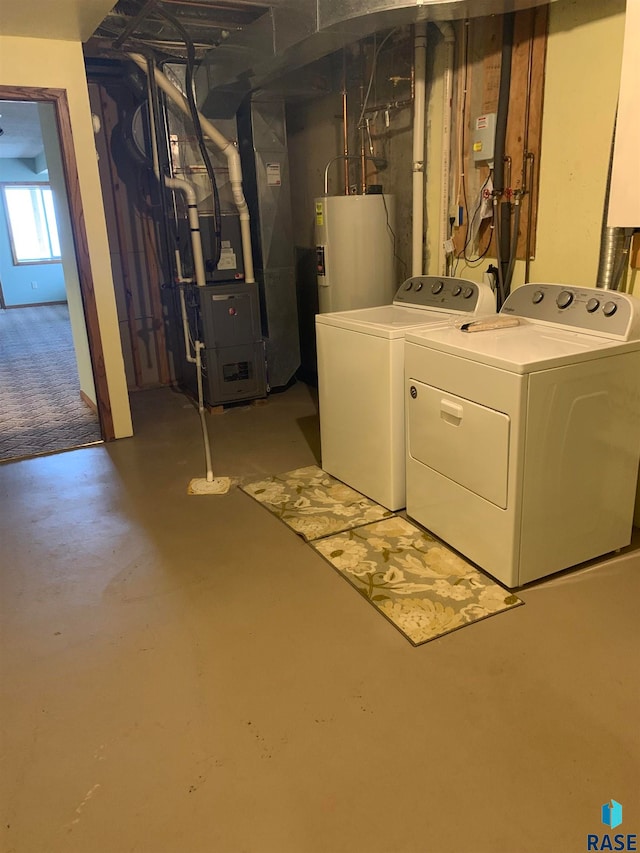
[39,101,97,405]
[0,36,132,438]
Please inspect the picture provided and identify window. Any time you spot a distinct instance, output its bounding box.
[1,184,61,264]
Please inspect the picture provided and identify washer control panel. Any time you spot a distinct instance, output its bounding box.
[501,283,640,339]
[394,276,494,313]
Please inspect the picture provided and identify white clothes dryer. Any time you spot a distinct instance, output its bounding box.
[405,283,640,588]
[316,276,496,510]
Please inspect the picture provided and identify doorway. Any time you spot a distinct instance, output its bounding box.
[0,86,114,461]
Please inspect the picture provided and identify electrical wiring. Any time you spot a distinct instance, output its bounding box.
[357,28,398,129]
[453,171,493,274]
[453,19,496,277]
[148,0,222,270]
[382,192,407,282]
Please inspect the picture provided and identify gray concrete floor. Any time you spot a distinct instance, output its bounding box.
[1,382,639,853]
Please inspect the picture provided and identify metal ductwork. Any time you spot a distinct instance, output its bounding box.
[596,116,636,291]
[197,0,557,116]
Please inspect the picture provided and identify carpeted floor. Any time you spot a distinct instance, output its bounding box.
[0,304,102,462]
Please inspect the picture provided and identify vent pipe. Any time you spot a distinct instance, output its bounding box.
[596,116,632,291]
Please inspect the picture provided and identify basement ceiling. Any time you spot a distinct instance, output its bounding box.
[0,0,116,41]
[88,0,556,114]
[91,0,271,57]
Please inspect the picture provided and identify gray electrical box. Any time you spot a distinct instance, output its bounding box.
[472,113,497,164]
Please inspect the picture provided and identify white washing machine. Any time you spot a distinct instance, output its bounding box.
[316,276,496,510]
[405,283,640,588]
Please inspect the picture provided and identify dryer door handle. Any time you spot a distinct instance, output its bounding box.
[440,399,463,424]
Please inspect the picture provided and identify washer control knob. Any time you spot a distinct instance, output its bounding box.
[415,281,423,291]
[556,290,574,309]
[452,285,462,297]
[410,386,418,399]
[405,280,413,290]
[463,287,474,299]
[532,290,544,304]
[431,281,444,295]
[586,297,600,313]
[603,301,618,317]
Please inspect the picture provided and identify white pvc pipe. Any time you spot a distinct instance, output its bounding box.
[412,24,428,277]
[128,52,255,284]
[142,55,207,289]
[436,22,455,276]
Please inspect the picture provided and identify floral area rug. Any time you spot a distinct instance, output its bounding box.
[311,516,523,645]
[240,465,393,541]
[241,466,523,645]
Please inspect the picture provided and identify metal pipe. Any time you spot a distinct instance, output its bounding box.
[493,13,515,195]
[324,154,381,196]
[342,49,350,195]
[359,41,368,193]
[520,13,536,192]
[524,152,535,282]
[412,22,427,277]
[596,114,627,291]
[597,228,627,290]
[435,21,455,277]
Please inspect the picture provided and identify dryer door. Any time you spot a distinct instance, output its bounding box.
[408,382,510,509]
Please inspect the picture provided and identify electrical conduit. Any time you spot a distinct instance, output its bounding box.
[412,23,428,277]
[435,22,455,277]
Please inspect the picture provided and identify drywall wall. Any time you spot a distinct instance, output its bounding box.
[0,158,66,306]
[39,101,97,406]
[0,36,132,438]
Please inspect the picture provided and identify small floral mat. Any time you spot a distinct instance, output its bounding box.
[240,465,393,541]
[311,516,523,645]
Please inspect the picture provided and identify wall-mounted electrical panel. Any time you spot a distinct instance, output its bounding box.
[472,113,497,164]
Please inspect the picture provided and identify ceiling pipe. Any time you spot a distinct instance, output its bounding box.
[412,22,427,277]
[128,51,255,284]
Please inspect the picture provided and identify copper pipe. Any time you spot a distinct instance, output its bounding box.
[342,49,349,195]
[359,41,368,193]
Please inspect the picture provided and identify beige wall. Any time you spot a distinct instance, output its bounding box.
[38,101,97,406]
[0,35,133,438]
[429,0,627,288]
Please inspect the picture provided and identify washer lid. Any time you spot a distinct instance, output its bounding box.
[315,304,455,339]
[405,320,640,373]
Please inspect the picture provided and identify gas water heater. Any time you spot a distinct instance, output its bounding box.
[315,193,396,313]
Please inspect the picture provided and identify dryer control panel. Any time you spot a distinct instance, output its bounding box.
[501,283,640,340]
[393,276,496,314]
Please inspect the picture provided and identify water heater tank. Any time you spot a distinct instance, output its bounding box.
[315,194,396,313]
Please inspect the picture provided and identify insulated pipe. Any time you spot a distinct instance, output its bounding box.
[128,52,255,284]
[435,21,455,276]
[492,14,515,296]
[412,23,428,277]
[493,14,514,195]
